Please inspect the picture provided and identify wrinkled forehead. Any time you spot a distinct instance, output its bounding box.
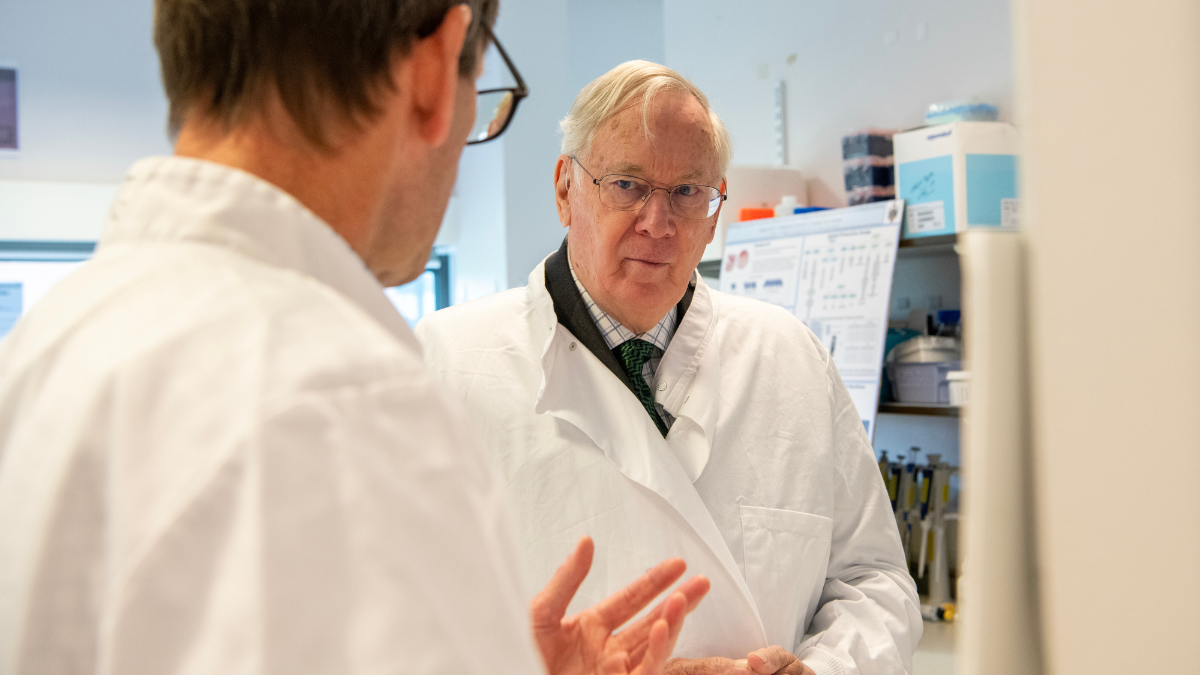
[586,92,722,186]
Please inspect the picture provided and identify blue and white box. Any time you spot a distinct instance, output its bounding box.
[894,122,1019,239]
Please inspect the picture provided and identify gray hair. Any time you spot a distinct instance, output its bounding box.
[559,60,733,179]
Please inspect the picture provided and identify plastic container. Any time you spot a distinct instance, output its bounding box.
[888,361,963,404]
[843,156,895,191]
[774,195,799,217]
[888,336,961,363]
[886,336,963,404]
[739,207,776,221]
[842,129,896,160]
[924,101,998,126]
[946,370,970,406]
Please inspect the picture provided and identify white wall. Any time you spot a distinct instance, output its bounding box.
[663,0,1013,207]
[0,0,170,183]
[493,0,573,289]
[567,0,665,95]
[0,0,170,241]
[493,0,666,290]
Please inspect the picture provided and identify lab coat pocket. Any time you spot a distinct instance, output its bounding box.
[739,505,832,651]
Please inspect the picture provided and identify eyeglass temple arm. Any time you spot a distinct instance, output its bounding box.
[481,23,529,97]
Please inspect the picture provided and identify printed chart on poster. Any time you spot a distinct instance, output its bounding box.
[720,200,903,438]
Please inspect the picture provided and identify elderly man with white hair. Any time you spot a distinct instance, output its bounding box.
[416,61,921,675]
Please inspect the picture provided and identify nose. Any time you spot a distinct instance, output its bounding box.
[635,189,676,238]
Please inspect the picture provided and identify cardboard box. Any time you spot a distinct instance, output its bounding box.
[894,122,1019,239]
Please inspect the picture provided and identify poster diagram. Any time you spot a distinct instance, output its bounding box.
[721,201,902,438]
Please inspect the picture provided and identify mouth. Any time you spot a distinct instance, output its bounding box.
[627,258,670,269]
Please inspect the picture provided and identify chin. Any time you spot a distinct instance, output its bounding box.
[375,254,428,289]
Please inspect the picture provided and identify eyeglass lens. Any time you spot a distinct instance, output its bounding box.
[470,90,515,144]
[599,176,723,219]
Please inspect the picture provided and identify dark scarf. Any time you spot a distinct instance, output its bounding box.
[542,238,695,401]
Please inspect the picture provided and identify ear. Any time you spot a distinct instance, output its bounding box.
[705,178,726,243]
[554,154,573,229]
[400,5,472,147]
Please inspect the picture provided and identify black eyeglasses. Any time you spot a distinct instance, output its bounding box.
[571,156,727,220]
[467,24,528,145]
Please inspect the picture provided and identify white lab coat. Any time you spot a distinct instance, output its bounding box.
[416,259,922,675]
[0,157,543,675]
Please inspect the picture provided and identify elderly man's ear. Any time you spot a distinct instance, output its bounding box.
[554,154,573,229]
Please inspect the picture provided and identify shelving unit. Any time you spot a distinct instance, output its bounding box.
[898,233,957,250]
[878,402,961,417]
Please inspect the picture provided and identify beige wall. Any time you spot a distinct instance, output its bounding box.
[1015,0,1200,671]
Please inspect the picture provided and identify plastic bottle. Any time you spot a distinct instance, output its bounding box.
[774,195,799,217]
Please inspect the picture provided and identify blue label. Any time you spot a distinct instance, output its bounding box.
[965,154,1017,226]
[0,283,22,339]
[897,155,955,236]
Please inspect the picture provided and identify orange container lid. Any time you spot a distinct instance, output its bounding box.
[739,207,776,222]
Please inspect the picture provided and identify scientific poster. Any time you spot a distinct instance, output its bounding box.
[721,201,903,438]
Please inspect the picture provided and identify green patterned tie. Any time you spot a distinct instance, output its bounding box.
[615,340,669,437]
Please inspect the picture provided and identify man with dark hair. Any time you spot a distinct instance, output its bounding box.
[0,2,707,674]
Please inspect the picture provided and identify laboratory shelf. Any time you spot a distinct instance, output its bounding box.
[696,259,722,279]
[897,234,958,259]
[898,234,957,249]
[878,402,961,417]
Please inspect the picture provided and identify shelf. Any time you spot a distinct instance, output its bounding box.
[898,234,958,249]
[696,259,722,279]
[897,234,958,258]
[878,402,961,417]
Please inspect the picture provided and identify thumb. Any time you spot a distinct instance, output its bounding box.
[747,646,794,675]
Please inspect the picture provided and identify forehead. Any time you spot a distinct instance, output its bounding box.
[587,91,720,184]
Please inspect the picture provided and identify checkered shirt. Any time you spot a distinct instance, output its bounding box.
[568,260,678,427]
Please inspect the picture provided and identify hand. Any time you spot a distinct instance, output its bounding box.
[531,537,712,675]
[746,646,815,675]
[663,656,751,675]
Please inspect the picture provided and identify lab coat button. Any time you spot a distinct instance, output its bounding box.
[658,382,667,392]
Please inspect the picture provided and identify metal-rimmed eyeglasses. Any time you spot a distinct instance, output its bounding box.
[468,24,529,145]
[570,156,727,220]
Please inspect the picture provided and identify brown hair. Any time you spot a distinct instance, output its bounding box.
[155,0,499,148]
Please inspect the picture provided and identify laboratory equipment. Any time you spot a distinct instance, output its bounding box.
[842,129,896,206]
[885,336,963,404]
[916,454,959,608]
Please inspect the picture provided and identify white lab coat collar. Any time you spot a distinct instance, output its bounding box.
[526,259,764,637]
[100,156,420,352]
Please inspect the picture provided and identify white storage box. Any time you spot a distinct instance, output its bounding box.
[887,360,963,404]
[894,121,1019,239]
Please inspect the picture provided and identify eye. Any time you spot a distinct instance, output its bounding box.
[676,185,697,197]
[614,179,638,191]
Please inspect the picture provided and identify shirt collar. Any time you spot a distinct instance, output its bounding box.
[566,254,678,353]
[99,156,420,352]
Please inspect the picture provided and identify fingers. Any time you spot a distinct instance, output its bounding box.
[530,537,595,629]
[591,557,687,631]
[622,590,685,667]
[616,575,710,657]
[746,646,796,675]
[632,617,672,675]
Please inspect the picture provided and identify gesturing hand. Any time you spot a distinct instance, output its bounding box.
[531,537,712,675]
